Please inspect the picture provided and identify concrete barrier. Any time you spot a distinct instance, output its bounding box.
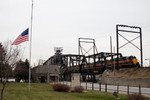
[101,77,150,86]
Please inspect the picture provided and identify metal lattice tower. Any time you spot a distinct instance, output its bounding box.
[116,24,143,67]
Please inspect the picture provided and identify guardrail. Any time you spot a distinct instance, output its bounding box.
[55,81,150,97]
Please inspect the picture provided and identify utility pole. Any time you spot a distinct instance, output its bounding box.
[110,36,113,69]
[113,46,115,76]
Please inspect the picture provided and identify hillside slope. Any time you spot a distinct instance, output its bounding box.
[102,68,150,78]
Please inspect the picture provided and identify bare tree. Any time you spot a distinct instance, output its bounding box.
[3,40,22,68]
[0,40,22,100]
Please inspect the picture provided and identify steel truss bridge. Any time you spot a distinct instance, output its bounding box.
[44,52,122,81]
[43,38,122,81]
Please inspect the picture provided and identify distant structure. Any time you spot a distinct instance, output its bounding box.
[54,47,63,56]
[53,47,63,65]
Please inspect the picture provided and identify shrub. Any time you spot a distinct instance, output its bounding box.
[52,84,70,92]
[62,84,70,92]
[74,86,84,93]
[128,93,145,100]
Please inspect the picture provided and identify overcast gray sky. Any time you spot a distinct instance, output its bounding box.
[0,0,150,66]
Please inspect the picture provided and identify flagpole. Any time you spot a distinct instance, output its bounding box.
[29,0,33,91]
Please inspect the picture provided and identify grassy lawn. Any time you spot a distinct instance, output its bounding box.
[0,83,133,100]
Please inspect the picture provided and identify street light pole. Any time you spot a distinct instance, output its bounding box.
[145,59,150,67]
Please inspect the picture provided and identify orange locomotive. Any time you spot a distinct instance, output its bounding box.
[80,56,140,74]
[66,56,140,74]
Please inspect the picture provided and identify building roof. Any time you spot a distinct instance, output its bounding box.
[32,65,60,74]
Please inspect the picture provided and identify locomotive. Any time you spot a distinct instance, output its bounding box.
[78,55,140,75]
[66,56,140,73]
[107,56,140,68]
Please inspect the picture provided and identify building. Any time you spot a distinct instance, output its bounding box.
[32,65,60,83]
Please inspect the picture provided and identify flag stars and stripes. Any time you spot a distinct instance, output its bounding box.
[12,28,29,45]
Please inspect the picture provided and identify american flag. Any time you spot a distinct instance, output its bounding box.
[12,28,29,45]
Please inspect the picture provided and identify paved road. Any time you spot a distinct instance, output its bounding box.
[60,81,150,97]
